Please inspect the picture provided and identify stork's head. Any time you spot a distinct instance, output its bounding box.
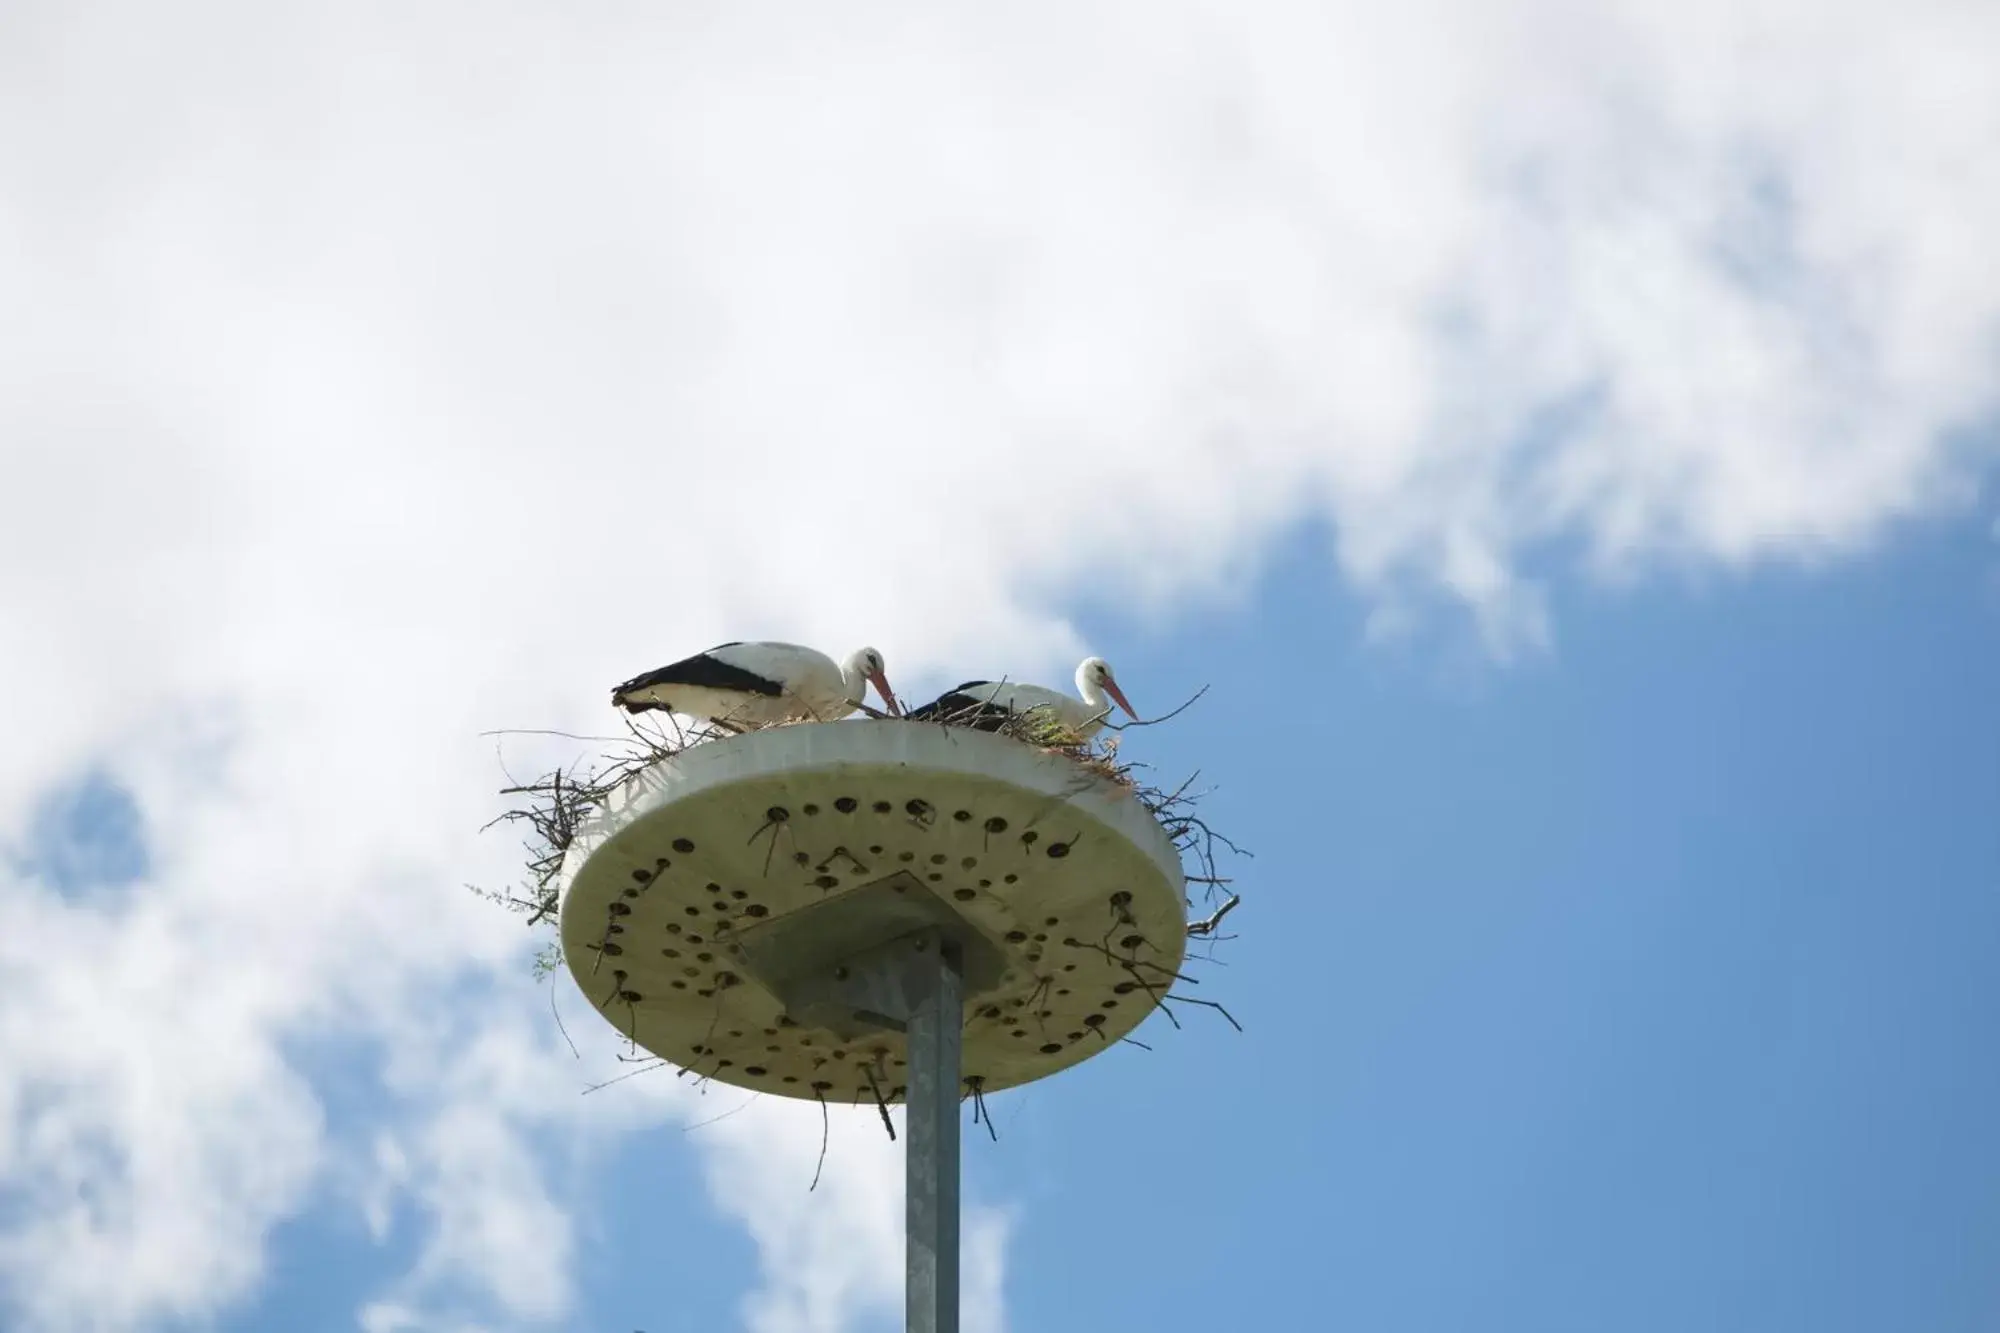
[847,646,900,716]
[1077,657,1138,720]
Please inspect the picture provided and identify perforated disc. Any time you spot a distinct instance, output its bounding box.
[557,720,1186,1102]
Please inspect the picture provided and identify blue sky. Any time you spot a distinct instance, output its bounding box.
[6,3,2000,1331]
[22,516,1997,1332]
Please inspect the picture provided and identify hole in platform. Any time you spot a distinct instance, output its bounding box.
[632,869,651,883]
[1120,934,1144,950]
[1012,1029,1027,1038]
[1113,982,1136,994]
[978,878,992,888]
[906,798,933,820]
[686,933,704,944]
[684,906,700,917]
[666,923,682,935]
[898,851,914,862]
[1003,873,1018,884]
[1020,831,1039,846]
[953,809,972,822]
[1062,964,1077,973]
[673,838,695,854]
[1039,1043,1062,1054]
[984,816,1008,834]
[767,806,790,823]
[599,942,624,956]
[803,803,819,816]
[683,967,700,978]
[745,905,769,917]
[1033,933,1048,943]
[812,1080,833,1092]
[619,989,642,1002]
[960,858,977,870]
[1100,1000,1118,1010]
[1056,988,1070,997]
[835,796,858,813]
[979,1005,1002,1019]
[1067,1031,1083,1042]
[776,1015,798,1028]
[868,844,884,854]
[872,800,892,813]
[713,900,729,912]
[696,952,713,963]
[1109,890,1132,908]
[793,851,809,865]
[783,1075,798,1084]
[815,875,838,889]
[953,888,976,901]
[706,882,722,894]
[606,924,625,936]
[715,972,739,989]
[670,980,686,990]
[1004,930,1028,943]
[930,853,947,865]
[745,1065,767,1076]
[927,873,942,882]
[1046,842,1071,858]
[608,902,631,916]
[622,888,640,899]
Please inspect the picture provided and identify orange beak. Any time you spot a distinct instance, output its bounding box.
[869,670,902,717]
[1103,676,1138,721]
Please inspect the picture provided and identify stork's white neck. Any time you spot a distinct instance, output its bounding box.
[1075,662,1105,708]
[839,653,869,706]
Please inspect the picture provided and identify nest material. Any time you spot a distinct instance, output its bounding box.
[471,695,1245,981]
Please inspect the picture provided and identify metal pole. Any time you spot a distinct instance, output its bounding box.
[905,936,963,1333]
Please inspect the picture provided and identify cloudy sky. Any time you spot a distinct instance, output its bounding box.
[3,1,1998,1329]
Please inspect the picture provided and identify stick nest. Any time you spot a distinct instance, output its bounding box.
[470,692,1246,984]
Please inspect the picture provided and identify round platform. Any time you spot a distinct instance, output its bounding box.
[557,719,1187,1103]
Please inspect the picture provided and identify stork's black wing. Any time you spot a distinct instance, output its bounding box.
[904,683,1014,731]
[611,643,785,704]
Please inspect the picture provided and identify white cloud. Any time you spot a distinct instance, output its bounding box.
[2,0,1998,1329]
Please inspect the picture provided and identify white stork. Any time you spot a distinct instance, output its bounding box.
[611,642,899,729]
[905,656,1138,740]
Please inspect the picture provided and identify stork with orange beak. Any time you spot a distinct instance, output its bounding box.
[904,656,1138,740]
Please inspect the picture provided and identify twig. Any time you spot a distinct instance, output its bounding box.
[550,984,579,1060]
[1161,994,1244,1032]
[864,1066,898,1142]
[1103,683,1210,732]
[967,1077,998,1143]
[1186,893,1241,939]
[582,1057,667,1095]
[810,1089,829,1192]
[683,1097,758,1133]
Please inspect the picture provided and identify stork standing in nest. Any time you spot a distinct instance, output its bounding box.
[906,656,1138,741]
[611,642,900,730]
